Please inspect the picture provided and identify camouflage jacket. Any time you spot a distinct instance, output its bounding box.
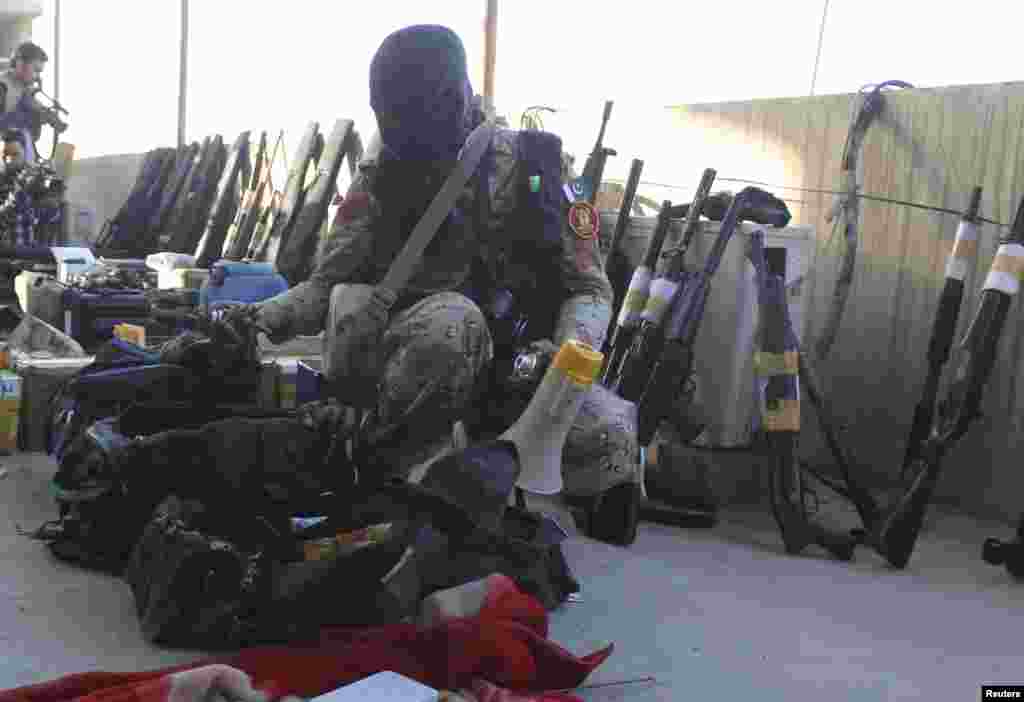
[258,128,613,350]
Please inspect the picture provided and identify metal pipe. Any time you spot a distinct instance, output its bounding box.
[482,0,497,117]
[177,0,189,147]
[53,0,60,103]
[809,0,830,96]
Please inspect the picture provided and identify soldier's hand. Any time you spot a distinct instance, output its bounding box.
[528,338,560,365]
[209,304,265,363]
[297,399,349,434]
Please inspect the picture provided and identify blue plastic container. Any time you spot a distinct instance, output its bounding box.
[199,261,288,311]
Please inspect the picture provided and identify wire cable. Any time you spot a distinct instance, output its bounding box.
[604,176,1008,228]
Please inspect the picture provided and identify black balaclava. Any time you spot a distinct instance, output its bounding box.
[369,24,473,165]
[368,25,479,254]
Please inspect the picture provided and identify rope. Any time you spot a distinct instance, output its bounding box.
[605,176,1008,228]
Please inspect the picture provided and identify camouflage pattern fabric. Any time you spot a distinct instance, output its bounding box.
[255,127,636,496]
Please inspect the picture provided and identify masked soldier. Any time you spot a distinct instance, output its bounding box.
[224,24,640,544]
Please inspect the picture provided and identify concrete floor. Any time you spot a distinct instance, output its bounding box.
[1,452,1022,701]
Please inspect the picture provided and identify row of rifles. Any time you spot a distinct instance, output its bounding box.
[95,120,363,286]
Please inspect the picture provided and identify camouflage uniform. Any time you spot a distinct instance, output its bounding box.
[255,130,637,497]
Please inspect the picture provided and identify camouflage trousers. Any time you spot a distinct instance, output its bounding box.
[325,285,639,496]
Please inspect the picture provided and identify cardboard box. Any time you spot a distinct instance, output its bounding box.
[0,371,22,453]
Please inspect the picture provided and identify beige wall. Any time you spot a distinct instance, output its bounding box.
[65,152,146,242]
[662,82,1024,520]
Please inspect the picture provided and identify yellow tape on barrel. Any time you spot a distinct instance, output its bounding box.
[984,243,1024,296]
[763,398,801,432]
[754,351,799,376]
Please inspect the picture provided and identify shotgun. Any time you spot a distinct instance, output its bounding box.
[901,187,983,479]
[871,195,1022,569]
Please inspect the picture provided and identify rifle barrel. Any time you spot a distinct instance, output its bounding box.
[605,159,644,274]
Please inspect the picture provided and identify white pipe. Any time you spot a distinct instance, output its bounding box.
[809,0,830,96]
[177,0,188,147]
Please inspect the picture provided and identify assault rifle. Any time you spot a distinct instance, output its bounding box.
[748,231,858,560]
[602,199,674,387]
[611,168,717,400]
[576,100,616,205]
[603,158,645,338]
[633,187,790,446]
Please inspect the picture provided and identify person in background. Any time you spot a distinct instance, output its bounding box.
[0,41,66,160]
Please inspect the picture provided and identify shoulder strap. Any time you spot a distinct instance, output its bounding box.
[378,122,496,296]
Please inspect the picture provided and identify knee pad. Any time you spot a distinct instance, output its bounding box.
[561,385,639,498]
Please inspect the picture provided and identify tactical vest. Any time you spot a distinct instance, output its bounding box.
[467,129,568,349]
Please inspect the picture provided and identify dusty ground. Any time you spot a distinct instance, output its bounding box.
[2,452,1022,701]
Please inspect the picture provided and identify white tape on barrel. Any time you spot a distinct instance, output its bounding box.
[641,278,680,324]
[945,221,979,281]
[983,243,1024,295]
[617,266,653,325]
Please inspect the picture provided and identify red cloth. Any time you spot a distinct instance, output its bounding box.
[0,577,611,702]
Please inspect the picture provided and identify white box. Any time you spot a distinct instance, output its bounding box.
[311,672,437,702]
[158,267,210,290]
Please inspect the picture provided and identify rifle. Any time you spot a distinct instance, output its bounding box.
[605,158,644,274]
[603,159,645,335]
[901,187,983,479]
[612,168,717,401]
[601,200,674,387]
[869,195,1024,569]
[222,131,268,261]
[748,231,857,561]
[634,187,788,446]
[577,100,616,205]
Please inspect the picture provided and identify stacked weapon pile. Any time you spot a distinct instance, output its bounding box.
[559,95,1024,571]
[96,120,363,287]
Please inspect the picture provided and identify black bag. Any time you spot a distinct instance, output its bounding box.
[38,403,321,574]
[127,495,285,648]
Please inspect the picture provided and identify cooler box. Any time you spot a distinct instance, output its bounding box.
[200,261,288,311]
[63,288,152,351]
